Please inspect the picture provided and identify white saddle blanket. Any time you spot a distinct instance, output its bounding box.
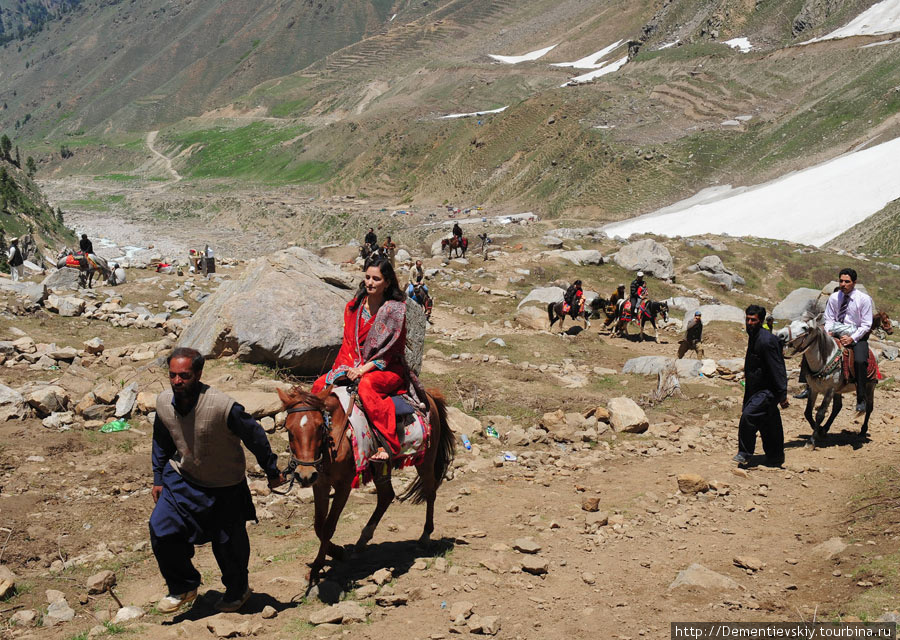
[333,387,431,484]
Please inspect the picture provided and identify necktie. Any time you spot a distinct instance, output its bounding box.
[838,292,851,322]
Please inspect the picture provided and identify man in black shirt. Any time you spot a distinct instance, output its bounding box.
[735,305,788,466]
[79,234,94,255]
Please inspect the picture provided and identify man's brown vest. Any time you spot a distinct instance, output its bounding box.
[155,385,244,488]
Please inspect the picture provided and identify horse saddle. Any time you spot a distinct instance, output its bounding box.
[65,255,84,268]
[838,343,881,383]
[333,386,431,485]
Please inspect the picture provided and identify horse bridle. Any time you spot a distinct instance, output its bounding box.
[269,402,332,495]
[273,390,355,494]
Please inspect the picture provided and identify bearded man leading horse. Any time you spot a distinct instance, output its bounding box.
[277,255,454,582]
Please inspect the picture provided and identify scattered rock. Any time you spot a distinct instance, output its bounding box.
[559,250,604,266]
[668,563,740,591]
[44,598,76,626]
[773,288,820,320]
[520,556,549,575]
[607,397,649,433]
[0,565,16,599]
[513,538,542,554]
[813,537,847,559]
[0,384,28,421]
[26,386,69,416]
[83,337,105,355]
[261,605,277,619]
[86,570,116,594]
[733,556,764,572]
[115,383,139,417]
[10,609,37,626]
[581,497,601,512]
[677,474,709,494]
[112,606,144,623]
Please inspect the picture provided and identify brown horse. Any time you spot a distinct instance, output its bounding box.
[441,236,468,258]
[276,384,455,582]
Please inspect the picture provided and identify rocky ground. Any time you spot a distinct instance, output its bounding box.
[1,217,900,640]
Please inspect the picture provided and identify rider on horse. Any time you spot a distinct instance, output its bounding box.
[628,272,647,317]
[823,267,874,413]
[452,222,463,242]
[605,284,626,327]
[563,280,585,320]
[312,255,424,463]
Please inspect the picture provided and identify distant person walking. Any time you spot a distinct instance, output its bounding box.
[149,348,284,614]
[678,310,704,359]
[823,267,873,413]
[735,305,788,467]
[364,227,378,250]
[79,233,94,255]
[7,237,24,281]
[202,244,215,275]
[382,236,397,268]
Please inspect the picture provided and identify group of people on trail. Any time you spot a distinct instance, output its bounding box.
[150,252,424,614]
[363,228,398,267]
[735,267,876,467]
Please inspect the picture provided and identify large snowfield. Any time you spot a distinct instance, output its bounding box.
[802,0,900,43]
[603,136,900,247]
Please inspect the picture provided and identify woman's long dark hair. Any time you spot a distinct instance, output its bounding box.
[350,254,406,311]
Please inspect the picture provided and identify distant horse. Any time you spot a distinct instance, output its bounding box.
[614,298,669,342]
[547,298,590,332]
[56,248,111,288]
[778,318,877,448]
[872,310,893,339]
[360,243,383,262]
[277,384,455,582]
[441,236,468,258]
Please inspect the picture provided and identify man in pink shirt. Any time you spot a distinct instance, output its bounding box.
[822,268,873,413]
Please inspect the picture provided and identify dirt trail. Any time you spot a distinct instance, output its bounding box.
[2,228,900,639]
[145,130,182,184]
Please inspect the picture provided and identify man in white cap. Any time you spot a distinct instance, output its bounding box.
[678,310,704,359]
[628,271,646,315]
[7,238,24,282]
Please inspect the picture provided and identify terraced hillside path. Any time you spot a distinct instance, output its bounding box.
[146,130,182,183]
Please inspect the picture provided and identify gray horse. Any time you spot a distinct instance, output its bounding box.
[777,318,876,449]
[56,249,111,288]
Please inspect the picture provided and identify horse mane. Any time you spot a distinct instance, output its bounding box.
[281,386,327,411]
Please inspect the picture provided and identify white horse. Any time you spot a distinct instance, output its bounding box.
[56,249,111,288]
[776,318,876,449]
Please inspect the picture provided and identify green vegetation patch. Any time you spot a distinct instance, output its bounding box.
[93,173,140,182]
[164,122,332,183]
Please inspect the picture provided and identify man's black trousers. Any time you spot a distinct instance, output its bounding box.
[738,390,784,459]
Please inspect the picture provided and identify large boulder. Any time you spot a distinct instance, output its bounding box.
[41,268,82,291]
[405,297,426,376]
[613,239,674,279]
[773,288,820,320]
[622,356,702,378]
[0,281,47,308]
[665,297,700,313]
[688,255,745,290]
[177,247,356,375]
[516,287,564,310]
[551,227,608,241]
[516,306,551,330]
[685,304,744,325]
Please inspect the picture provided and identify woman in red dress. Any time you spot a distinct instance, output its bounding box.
[312,255,417,461]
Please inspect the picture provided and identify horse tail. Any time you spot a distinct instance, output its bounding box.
[399,389,455,504]
[547,302,555,324]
